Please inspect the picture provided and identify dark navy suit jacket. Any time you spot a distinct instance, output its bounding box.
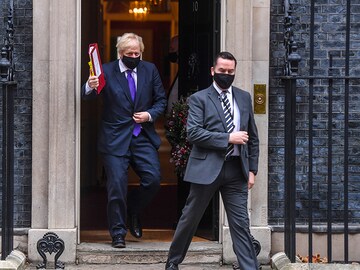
[82,59,167,156]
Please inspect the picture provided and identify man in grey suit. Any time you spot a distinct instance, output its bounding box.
[165,51,260,270]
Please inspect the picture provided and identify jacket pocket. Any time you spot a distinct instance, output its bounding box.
[190,149,207,160]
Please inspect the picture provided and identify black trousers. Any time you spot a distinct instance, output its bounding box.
[167,159,258,270]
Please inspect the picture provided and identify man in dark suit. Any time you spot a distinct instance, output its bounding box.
[165,51,260,270]
[82,33,167,248]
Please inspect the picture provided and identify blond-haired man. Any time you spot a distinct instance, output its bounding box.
[83,33,167,248]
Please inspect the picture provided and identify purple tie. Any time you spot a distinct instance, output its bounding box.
[126,70,141,136]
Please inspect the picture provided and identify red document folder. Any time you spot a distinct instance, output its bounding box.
[88,43,106,94]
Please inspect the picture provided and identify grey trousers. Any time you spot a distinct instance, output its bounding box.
[167,159,259,270]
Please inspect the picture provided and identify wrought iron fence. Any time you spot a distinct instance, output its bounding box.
[281,0,360,264]
[1,0,16,260]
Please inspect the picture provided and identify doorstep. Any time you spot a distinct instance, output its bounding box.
[76,241,223,265]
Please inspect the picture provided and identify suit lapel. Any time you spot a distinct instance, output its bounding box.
[208,86,227,131]
[134,62,145,108]
[113,60,134,105]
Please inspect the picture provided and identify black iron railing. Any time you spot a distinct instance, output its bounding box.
[281,0,359,264]
[1,0,16,260]
[282,0,301,263]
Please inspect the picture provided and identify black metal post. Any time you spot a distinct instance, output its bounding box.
[283,0,301,262]
[327,53,334,263]
[1,0,15,259]
[284,78,296,262]
[343,0,351,263]
[1,81,15,260]
[307,0,314,262]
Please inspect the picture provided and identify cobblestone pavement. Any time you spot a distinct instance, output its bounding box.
[24,263,360,269]
[25,263,272,269]
[50,263,359,270]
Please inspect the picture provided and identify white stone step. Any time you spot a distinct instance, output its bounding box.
[76,241,222,265]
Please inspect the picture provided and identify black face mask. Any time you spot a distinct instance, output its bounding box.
[168,52,178,63]
[213,73,235,89]
[122,55,141,70]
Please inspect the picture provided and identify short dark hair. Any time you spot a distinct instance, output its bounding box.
[214,51,237,67]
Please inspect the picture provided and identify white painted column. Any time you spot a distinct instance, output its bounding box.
[249,0,271,263]
[29,0,80,263]
[221,0,271,264]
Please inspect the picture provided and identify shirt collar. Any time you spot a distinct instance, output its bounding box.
[213,81,232,95]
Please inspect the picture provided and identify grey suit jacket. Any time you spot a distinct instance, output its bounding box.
[183,85,259,185]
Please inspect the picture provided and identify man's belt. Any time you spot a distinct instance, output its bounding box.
[225,156,240,161]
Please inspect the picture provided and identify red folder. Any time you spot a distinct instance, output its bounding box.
[88,43,106,94]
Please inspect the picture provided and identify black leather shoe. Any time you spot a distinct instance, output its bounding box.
[111,235,126,248]
[165,261,178,270]
[129,214,142,238]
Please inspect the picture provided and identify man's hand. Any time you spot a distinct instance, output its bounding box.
[229,131,249,145]
[248,171,255,189]
[133,112,150,123]
[88,75,99,89]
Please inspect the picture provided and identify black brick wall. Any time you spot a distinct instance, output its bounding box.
[269,0,360,225]
[0,0,32,228]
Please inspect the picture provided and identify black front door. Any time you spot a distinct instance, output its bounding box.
[178,0,221,241]
[179,0,220,96]
[79,0,177,233]
[80,0,221,242]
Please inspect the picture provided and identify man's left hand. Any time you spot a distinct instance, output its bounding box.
[248,171,255,189]
[133,112,150,123]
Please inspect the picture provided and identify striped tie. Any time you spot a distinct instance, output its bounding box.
[220,91,234,158]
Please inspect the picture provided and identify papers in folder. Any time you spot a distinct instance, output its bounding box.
[88,43,106,94]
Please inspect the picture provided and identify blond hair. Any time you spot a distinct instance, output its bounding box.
[116,33,145,55]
